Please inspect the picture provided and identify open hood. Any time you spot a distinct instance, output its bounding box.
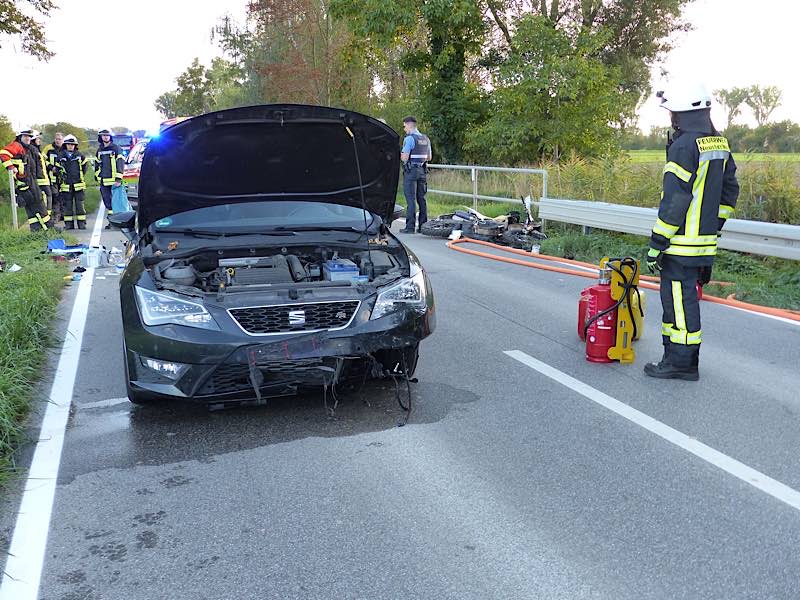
[137,105,401,228]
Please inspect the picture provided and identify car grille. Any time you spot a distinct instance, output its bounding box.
[199,359,330,395]
[229,301,359,335]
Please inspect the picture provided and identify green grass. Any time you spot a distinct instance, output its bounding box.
[629,149,800,164]
[539,228,800,311]
[0,229,71,484]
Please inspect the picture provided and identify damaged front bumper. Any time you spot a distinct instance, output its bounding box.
[125,306,434,403]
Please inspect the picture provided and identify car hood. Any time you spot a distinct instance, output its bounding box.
[137,104,401,228]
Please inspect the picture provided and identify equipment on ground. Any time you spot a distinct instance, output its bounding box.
[578,257,645,364]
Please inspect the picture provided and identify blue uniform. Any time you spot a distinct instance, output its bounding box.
[402,130,432,232]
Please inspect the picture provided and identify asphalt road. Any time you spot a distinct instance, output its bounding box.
[3,209,800,600]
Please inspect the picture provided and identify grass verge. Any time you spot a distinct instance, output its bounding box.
[0,229,71,484]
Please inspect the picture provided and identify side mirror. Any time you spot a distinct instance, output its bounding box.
[108,211,136,240]
[392,203,406,222]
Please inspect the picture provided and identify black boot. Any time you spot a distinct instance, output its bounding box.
[77,221,87,230]
[644,346,699,381]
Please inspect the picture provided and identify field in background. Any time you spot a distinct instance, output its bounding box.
[629,149,800,164]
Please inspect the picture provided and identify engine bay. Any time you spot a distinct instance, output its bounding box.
[150,245,407,293]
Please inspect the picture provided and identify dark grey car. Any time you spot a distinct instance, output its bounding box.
[110,104,435,407]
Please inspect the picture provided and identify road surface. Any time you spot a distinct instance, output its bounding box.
[2,207,800,600]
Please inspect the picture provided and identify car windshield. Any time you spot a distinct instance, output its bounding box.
[151,201,377,233]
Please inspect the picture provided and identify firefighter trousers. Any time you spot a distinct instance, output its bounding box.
[61,188,86,229]
[659,255,702,367]
[17,188,51,231]
[41,185,53,213]
[99,184,114,215]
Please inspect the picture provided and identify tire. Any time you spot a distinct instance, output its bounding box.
[420,218,472,238]
[501,230,547,250]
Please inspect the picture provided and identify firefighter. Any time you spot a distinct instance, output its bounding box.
[45,132,65,222]
[30,131,55,222]
[399,116,432,234]
[58,134,90,229]
[644,81,739,381]
[0,128,50,231]
[94,128,124,228]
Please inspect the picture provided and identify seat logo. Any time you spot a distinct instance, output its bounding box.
[288,310,306,327]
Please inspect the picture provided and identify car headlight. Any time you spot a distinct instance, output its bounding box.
[371,266,428,320]
[134,286,220,330]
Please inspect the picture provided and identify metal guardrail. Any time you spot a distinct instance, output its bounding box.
[540,198,800,261]
[426,164,548,210]
[7,171,18,229]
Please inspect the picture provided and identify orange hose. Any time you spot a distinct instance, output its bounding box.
[447,237,800,323]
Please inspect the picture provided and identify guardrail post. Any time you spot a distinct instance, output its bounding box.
[8,171,18,230]
[471,167,478,211]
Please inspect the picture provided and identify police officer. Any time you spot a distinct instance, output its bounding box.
[58,134,90,230]
[399,116,432,234]
[30,131,55,222]
[645,81,739,381]
[0,128,50,231]
[95,128,125,227]
[45,132,65,222]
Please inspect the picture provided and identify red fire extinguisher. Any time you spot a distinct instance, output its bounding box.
[578,267,617,363]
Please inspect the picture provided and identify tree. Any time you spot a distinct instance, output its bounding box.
[505,0,693,123]
[0,0,56,60]
[714,87,749,129]
[155,58,244,118]
[746,85,782,127]
[331,0,486,162]
[31,122,88,145]
[465,15,621,163]
[0,114,14,145]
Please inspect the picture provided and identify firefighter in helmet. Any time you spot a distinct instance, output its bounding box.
[95,128,125,227]
[644,81,739,381]
[0,128,51,231]
[30,130,55,223]
[58,134,90,229]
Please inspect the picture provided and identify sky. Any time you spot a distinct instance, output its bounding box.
[1,0,798,134]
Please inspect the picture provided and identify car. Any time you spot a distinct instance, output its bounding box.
[109,104,435,407]
[122,140,148,202]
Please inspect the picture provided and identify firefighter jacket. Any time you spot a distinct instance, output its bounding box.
[95,143,125,186]
[649,110,739,266]
[0,140,37,192]
[30,144,50,187]
[45,144,64,187]
[58,149,89,192]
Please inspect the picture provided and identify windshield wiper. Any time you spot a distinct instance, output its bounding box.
[154,227,294,237]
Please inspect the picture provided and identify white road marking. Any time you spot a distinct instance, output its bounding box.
[78,397,129,410]
[504,349,800,513]
[0,203,105,600]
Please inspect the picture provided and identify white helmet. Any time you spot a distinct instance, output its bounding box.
[63,134,78,145]
[31,130,42,139]
[17,128,34,137]
[656,81,712,113]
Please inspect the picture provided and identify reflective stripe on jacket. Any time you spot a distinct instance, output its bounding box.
[95,143,125,186]
[58,150,89,192]
[650,133,739,264]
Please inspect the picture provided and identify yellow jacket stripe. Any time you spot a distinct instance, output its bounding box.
[718,204,735,219]
[663,161,692,183]
[652,218,680,239]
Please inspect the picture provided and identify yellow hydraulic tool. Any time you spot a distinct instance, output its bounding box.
[602,257,645,364]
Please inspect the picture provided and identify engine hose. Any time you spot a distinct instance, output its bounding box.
[447,237,800,323]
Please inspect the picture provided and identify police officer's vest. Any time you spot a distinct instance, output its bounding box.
[409,132,432,165]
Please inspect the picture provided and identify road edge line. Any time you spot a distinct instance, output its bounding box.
[0,201,105,600]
